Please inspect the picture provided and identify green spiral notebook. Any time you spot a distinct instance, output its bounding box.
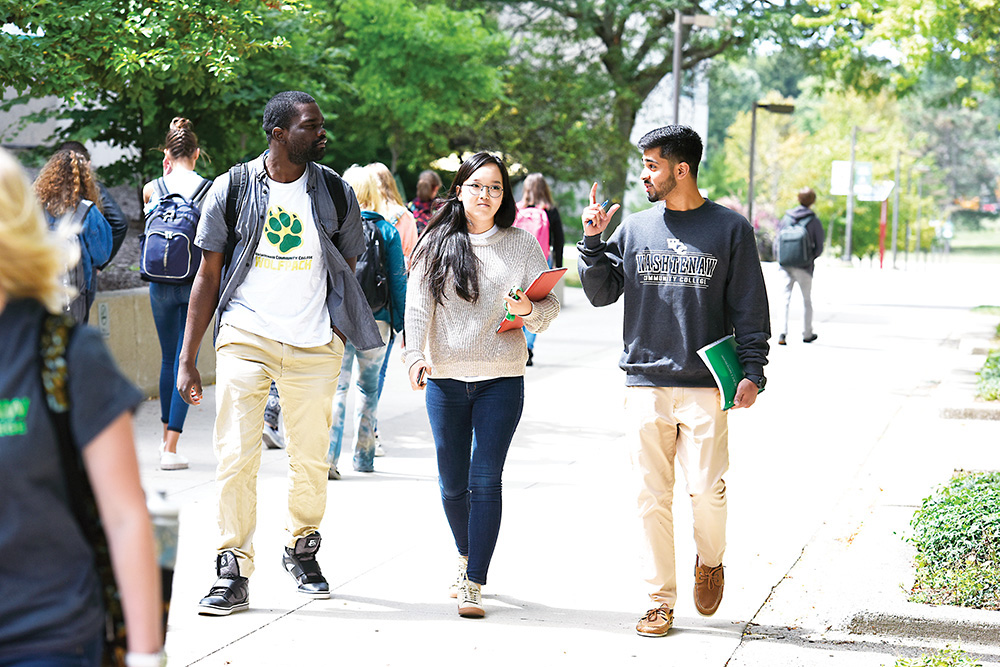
[696,334,744,411]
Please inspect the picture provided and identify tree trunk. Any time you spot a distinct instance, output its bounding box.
[602,95,640,238]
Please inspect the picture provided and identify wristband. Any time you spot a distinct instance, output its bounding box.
[125,652,166,667]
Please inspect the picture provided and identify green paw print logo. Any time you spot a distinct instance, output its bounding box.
[266,206,303,254]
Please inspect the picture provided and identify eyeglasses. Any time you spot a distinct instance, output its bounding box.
[462,182,504,199]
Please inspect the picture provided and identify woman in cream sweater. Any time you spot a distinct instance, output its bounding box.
[403,152,559,619]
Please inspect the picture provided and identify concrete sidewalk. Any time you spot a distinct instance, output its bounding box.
[133,258,1000,666]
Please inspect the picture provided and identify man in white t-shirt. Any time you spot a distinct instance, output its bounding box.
[177,91,383,616]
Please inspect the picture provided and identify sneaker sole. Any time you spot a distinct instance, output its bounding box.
[636,627,670,637]
[160,462,189,471]
[297,589,331,599]
[198,601,249,616]
[458,605,484,618]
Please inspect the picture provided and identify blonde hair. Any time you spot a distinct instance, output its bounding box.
[343,165,383,212]
[33,149,103,217]
[366,162,405,215]
[0,148,76,313]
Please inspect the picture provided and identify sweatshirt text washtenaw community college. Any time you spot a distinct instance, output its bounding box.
[577,199,770,388]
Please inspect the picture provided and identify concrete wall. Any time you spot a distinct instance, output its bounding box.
[91,287,216,398]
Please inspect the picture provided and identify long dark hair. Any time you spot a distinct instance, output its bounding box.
[410,152,516,304]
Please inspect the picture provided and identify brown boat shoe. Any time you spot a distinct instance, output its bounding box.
[693,556,724,616]
[635,603,674,637]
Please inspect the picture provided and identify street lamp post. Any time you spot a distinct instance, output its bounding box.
[892,150,900,269]
[672,13,717,125]
[746,102,794,225]
[844,126,858,260]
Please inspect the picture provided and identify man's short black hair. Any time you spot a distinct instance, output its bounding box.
[262,91,316,141]
[637,125,703,178]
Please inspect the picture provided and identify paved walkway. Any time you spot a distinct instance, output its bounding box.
[133,257,1000,666]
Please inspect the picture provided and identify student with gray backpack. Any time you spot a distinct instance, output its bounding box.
[141,117,213,471]
[774,187,825,345]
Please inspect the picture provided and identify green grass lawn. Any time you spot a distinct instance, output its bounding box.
[948,219,1000,260]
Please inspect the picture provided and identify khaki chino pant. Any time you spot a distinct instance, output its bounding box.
[625,386,729,607]
[213,324,345,577]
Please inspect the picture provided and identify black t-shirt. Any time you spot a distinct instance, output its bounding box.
[0,299,143,658]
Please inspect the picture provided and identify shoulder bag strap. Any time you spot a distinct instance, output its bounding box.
[39,312,128,666]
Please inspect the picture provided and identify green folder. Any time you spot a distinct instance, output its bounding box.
[696,334,744,411]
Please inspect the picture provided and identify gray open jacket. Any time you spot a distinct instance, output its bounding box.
[194,152,383,351]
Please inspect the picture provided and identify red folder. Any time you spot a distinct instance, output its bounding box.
[496,267,568,333]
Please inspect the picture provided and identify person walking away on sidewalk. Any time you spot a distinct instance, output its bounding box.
[141,117,213,472]
[58,141,129,272]
[0,147,163,667]
[367,161,418,455]
[774,187,825,345]
[403,151,560,618]
[519,173,565,268]
[577,125,770,637]
[32,150,112,324]
[515,172,564,366]
[176,91,382,616]
[326,165,406,479]
[408,169,442,235]
[369,161,418,262]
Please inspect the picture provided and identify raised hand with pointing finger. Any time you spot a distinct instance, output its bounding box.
[581,182,620,236]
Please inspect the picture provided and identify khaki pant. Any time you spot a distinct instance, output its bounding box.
[624,386,728,607]
[213,324,344,577]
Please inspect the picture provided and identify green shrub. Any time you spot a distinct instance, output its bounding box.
[908,471,1000,610]
[978,350,1000,402]
[894,645,982,667]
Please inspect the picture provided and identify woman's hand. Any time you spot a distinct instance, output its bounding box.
[503,288,532,317]
[409,361,431,391]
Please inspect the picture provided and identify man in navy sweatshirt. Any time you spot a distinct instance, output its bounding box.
[577,125,770,637]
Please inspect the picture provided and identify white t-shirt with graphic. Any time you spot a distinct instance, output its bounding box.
[222,171,332,347]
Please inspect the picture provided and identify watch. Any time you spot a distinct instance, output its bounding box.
[744,374,766,391]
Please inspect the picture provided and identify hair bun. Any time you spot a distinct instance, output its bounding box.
[170,117,193,131]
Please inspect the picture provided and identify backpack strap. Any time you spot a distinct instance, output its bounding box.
[38,311,128,662]
[154,177,170,201]
[191,177,213,207]
[224,164,249,270]
[322,169,348,224]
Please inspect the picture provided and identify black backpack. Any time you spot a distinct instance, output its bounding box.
[776,213,816,268]
[356,214,391,312]
[139,178,212,284]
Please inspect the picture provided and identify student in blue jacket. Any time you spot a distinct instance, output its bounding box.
[327,165,406,477]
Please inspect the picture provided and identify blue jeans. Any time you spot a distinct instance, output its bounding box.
[149,281,194,432]
[328,328,389,470]
[425,376,524,585]
[0,633,103,667]
[371,331,395,436]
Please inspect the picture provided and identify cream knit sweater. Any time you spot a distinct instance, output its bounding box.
[403,226,560,378]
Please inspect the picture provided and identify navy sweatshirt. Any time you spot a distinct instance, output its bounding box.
[578,199,770,387]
